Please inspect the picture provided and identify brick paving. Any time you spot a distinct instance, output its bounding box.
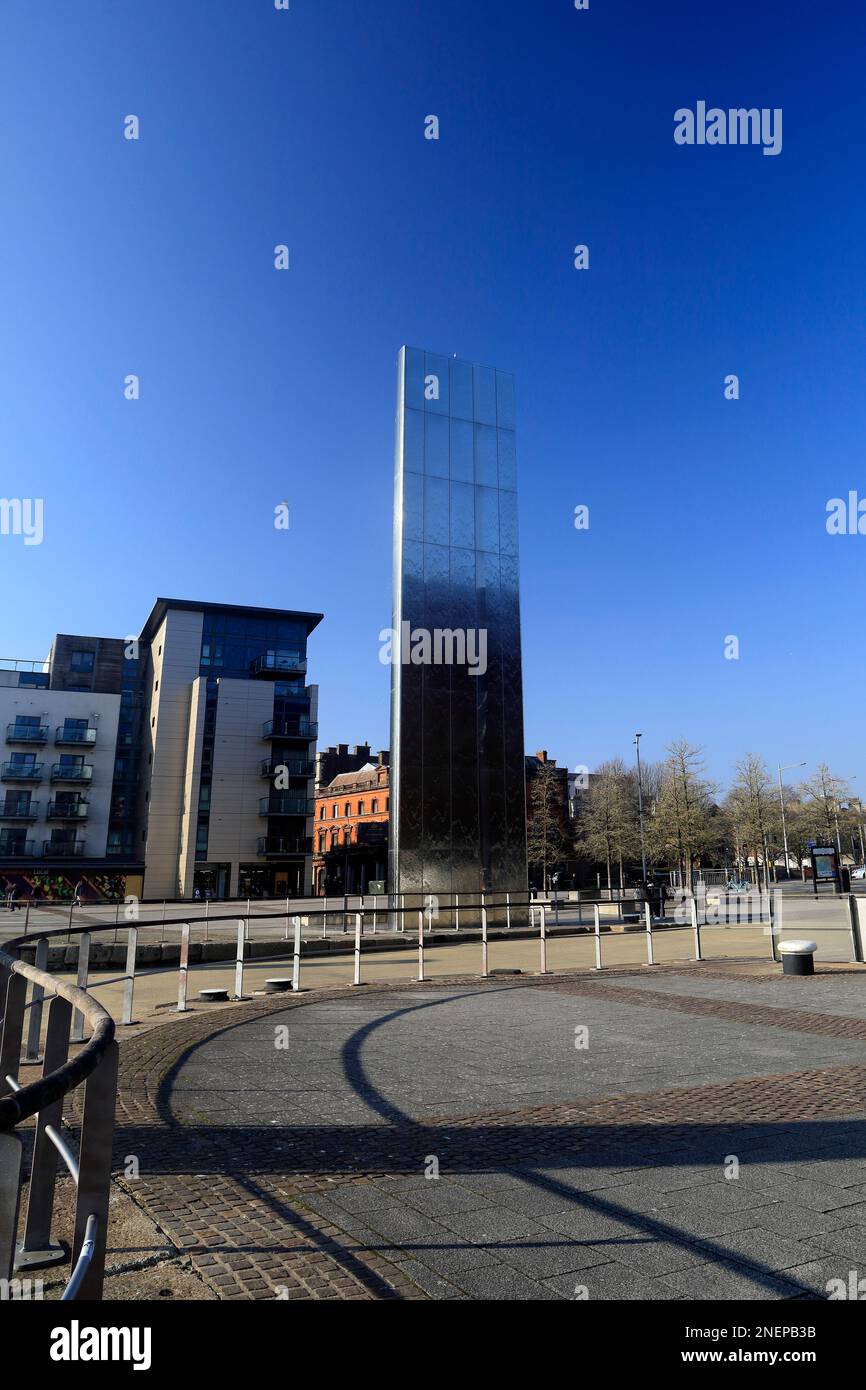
[95,964,866,1300]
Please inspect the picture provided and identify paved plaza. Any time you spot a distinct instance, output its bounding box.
[31,957,866,1301]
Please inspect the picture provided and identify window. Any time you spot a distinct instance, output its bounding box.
[70,650,95,673]
[371,799,379,813]
[319,805,325,820]
[332,804,337,818]
[344,803,351,817]
[318,834,325,852]
[358,801,365,815]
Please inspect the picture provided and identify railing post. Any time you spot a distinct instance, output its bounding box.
[70,1037,118,1300]
[0,1131,24,1283]
[0,972,27,1099]
[70,932,91,1044]
[372,894,378,933]
[506,892,511,930]
[769,893,778,962]
[121,927,138,1026]
[539,904,547,974]
[204,896,209,943]
[343,893,348,933]
[416,909,425,982]
[690,896,702,961]
[644,900,655,966]
[848,894,864,964]
[481,901,489,977]
[16,996,72,1271]
[291,916,302,991]
[593,902,602,970]
[352,913,363,986]
[24,898,30,934]
[23,938,49,1063]
[455,894,460,932]
[176,922,191,1013]
[234,920,246,999]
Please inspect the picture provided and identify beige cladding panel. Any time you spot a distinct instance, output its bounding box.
[142,609,203,898]
[204,679,275,866]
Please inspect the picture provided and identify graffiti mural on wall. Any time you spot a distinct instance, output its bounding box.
[0,872,129,903]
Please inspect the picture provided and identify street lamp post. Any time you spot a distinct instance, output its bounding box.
[777,761,806,881]
[634,733,648,885]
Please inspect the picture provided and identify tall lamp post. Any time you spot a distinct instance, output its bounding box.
[778,761,806,881]
[634,733,648,885]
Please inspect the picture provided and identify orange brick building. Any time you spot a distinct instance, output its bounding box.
[312,760,389,895]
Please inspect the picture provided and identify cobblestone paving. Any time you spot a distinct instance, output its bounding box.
[104,966,866,1300]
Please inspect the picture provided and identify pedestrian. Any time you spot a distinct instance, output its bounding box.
[194,886,201,901]
[72,878,84,908]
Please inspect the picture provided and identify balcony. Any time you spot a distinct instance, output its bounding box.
[256,836,311,857]
[43,840,85,858]
[250,651,307,678]
[47,800,89,820]
[260,758,315,779]
[1,762,43,781]
[258,796,314,817]
[0,839,36,857]
[50,764,94,783]
[55,725,97,747]
[6,724,48,745]
[262,719,317,741]
[0,802,39,821]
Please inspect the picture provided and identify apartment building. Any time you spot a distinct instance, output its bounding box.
[0,597,322,901]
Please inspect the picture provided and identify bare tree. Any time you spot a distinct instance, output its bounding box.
[649,741,716,891]
[799,764,851,852]
[726,754,778,889]
[526,759,568,892]
[575,759,638,892]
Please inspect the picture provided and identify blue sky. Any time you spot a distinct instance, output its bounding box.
[2,0,864,796]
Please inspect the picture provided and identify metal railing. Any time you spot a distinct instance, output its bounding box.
[0,940,117,1301]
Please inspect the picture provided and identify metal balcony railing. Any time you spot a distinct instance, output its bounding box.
[50,765,94,783]
[1,762,43,781]
[249,651,307,678]
[55,726,97,746]
[47,801,89,820]
[1,936,118,1300]
[261,719,317,741]
[0,840,36,857]
[43,840,85,857]
[6,724,48,745]
[256,836,311,856]
[258,796,314,817]
[0,802,39,821]
[260,759,315,779]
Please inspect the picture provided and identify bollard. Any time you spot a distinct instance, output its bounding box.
[506,892,511,931]
[372,894,378,933]
[291,916,302,991]
[121,927,138,1026]
[234,920,246,999]
[417,909,425,981]
[176,923,191,1013]
[539,904,547,975]
[644,901,655,966]
[23,938,49,1062]
[352,913,363,986]
[593,902,602,970]
[690,896,702,962]
[481,902,489,978]
[455,894,460,933]
[70,932,91,1043]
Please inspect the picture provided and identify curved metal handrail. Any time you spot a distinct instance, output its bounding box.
[0,948,115,1131]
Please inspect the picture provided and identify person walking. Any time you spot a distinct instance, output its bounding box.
[72,878,85,908]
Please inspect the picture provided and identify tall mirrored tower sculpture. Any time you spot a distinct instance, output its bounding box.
[389,346,527,911]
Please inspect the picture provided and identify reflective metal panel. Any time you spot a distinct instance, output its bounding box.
[390,347,528,906]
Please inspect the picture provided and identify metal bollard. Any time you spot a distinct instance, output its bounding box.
[644,901,655,965]
[70,932,91,1043]
[176,923,191,1013]
[291,916,302,991]
[593,902,602,970]
[121,926,138,1026]
[352,913,363,986]
[481,902,489,977]
[690,896,702,962]
[234,920,246,998]
[417,909,425,981]
[23,938,49,1062]
[539,904,547,974]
